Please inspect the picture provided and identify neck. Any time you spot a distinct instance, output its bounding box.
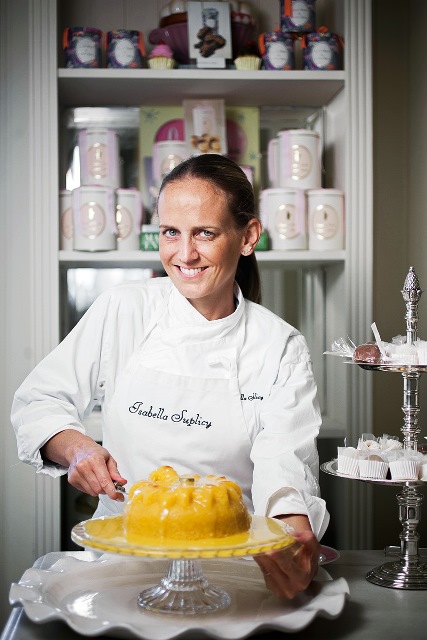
[189,296,236,321]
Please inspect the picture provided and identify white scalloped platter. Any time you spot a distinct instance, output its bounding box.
[9,552,349,639]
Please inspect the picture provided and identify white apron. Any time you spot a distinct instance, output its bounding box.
[94,288,254,517]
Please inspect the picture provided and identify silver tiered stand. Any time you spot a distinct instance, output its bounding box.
[321,267,427,589]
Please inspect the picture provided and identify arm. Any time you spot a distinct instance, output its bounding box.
[41,430,126,502]
[250,333,327,597]
[11,288,127,498]
[251,333,329,539]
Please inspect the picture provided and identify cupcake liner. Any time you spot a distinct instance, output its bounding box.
[337,455,359,477]
[389,460,419,480]
[420,461,427,481]
[358,459,389,479]
[234,56,261,71]
[148,57,175,70]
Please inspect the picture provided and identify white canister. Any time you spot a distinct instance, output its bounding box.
[278,129,322,190]
[259,188,307,250]
[152,140,189,189]
[59,190,73,250]
[115,188,143,251]
[78,128,121,188]
[72,185,117,251]
[307,189,344,250]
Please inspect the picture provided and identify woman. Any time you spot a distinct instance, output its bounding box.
[11,154,328,599]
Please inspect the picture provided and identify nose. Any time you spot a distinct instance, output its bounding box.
[179,236,199,263]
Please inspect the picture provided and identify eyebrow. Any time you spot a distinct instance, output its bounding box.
[159,224,223,232]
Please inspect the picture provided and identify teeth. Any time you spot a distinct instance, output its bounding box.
[180,267,204,276]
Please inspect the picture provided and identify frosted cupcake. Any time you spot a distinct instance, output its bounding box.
[234,40,261,70]
[388,450,422,480]
[148,42,175,69]
[358,452,389,479]
[415,339,427,365]
[337,446,359,477]
[419,456,427,481]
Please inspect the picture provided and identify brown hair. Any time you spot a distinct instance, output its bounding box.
[158,154,262,304]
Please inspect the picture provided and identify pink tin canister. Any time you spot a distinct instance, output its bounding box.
[259,187,307,250]
[115,188,143,251]
[78,129,121,189]
[72,185,117,251]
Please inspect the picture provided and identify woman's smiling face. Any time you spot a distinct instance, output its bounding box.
[158,177,256,320]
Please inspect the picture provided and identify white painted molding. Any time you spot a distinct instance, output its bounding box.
[344,0,374,549]
[29,0,61,556]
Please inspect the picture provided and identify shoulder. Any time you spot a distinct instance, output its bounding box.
[92,277,172,315]
[244,300,311,361]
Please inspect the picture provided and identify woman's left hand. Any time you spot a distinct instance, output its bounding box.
[254,528,320,600]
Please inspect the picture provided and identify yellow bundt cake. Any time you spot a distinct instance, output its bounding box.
[123,466,251,543]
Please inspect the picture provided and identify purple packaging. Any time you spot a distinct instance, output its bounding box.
[280,0,316,34]
[107,30,145,69]
[259,32,295,70]
[303,28,343,70]
[63,27,102,68]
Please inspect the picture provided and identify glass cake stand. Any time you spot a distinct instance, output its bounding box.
[71,514,295,615]
[322,267,427,589]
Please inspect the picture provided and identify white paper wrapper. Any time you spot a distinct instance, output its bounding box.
[358,458,389,479]
[389,459,419,480]
[337,447,359,476]
[420,459,427,481]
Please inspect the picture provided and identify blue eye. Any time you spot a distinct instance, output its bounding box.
[164,229,178,237]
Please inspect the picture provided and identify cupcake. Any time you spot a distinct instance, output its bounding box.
[234,40,261,70]
[337,446,359,477]
[148,42,175,69]
[419,456,427,481]
[358,452,389,479]
[388,450,422,480]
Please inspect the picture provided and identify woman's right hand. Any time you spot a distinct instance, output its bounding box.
[41,430,127,501]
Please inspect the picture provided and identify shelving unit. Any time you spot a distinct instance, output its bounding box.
[54,0,373,551]
[59,249,346,268]
[57,68,345,107]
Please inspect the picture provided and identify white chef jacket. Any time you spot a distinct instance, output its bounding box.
[11,277,329,539]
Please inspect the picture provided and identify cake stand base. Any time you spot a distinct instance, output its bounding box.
[366,559,427,590]
[137,559,231,614]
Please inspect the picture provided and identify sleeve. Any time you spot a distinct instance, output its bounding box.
[10,290,115,477]
[250,333,330,540]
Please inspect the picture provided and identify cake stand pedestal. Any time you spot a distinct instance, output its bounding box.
[137,558,230,614]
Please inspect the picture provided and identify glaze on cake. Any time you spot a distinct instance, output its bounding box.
[123,466,251,543]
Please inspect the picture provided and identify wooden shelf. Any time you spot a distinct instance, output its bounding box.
[57,68,345,108]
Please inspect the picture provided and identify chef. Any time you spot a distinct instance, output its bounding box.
[11,154,329,599]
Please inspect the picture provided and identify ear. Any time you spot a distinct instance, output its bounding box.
[241,218,262,256]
